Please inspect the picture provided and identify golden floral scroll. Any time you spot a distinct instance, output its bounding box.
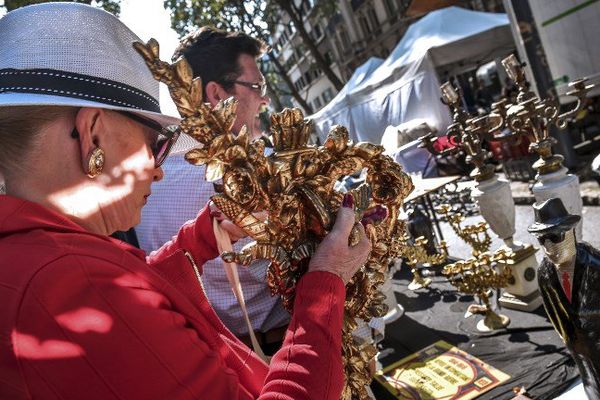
[134,39,414,399]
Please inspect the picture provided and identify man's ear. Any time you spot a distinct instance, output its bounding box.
[74,108,104,172]
[205,81,228,107]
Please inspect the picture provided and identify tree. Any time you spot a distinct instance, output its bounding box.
[3,0,120,15]
[164,0,342,113]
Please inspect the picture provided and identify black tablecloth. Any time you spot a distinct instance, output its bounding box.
[371,267,580,400]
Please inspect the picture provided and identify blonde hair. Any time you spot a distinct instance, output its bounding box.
[0,106,76,180]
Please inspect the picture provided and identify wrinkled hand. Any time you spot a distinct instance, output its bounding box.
[308,196,372,284]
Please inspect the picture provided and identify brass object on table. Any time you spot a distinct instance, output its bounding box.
[488,54,595,175]
[442,249,512,332]
[133,39,414,400]
[402,235,448,290]
[419,82,495,182]
[435,204,491,257]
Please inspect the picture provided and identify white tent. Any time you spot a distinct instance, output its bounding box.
[309,6,514,144]
[310,56,383,137]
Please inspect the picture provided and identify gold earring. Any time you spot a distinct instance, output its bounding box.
[85,147,105,178]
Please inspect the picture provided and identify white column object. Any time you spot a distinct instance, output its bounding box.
[471,174,542,312]
[471,175,517,246]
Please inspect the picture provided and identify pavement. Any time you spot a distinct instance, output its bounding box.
[510,178,600,206]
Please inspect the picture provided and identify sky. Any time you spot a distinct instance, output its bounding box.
[120,0,181,117]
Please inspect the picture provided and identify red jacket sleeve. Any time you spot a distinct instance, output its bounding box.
[261,271,346,400]
[146,204,219,272]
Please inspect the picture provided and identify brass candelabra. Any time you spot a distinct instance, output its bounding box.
[442,249,512,332]
[419,82,495,182]
[435,204,491,257]
[489,54,595,175]
[401,235,447,290]
[133,39,414,400]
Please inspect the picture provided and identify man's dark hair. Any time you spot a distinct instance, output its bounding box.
[173,26,268,95]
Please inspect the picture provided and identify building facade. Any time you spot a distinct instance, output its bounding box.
[271,0,504,114]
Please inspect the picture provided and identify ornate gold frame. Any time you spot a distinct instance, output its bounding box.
[134,39,414,399]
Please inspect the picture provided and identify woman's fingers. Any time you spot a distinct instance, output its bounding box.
[211,194,374,282]
[330,194,356,240]
[208,202,246,242]
[307,195,374,284]
[219,220,246,242]
[361,205,388,227]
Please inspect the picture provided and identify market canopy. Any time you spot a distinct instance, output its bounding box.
[309,6,514,144]
[309,57,383,138]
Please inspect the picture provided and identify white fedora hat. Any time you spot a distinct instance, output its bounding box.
[0,2,198,153]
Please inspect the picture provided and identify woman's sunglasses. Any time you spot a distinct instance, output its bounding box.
[118,112,180,168]
[71,111,181,168]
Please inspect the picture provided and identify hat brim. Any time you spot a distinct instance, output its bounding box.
[0,92,201,155]
[528,214,581,234]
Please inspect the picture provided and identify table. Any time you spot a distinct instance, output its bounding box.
[371,268,579,400]
[404,175,461,241]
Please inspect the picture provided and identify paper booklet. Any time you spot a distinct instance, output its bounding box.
[374,340,510,400]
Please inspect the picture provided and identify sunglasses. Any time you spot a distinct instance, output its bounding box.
[538,231,566,244]
[222,79,267,97]
[117,112,180,168]
[71,111,180,168]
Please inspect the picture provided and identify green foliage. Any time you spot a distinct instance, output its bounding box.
[164,0,340,111]
[164,0,267,39]
[3,0,121,15]
[164,0,337,41]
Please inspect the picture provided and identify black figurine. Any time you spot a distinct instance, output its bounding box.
[407,206,437,255]
[528,198,600,399]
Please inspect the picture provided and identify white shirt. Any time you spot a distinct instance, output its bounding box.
[136,154,290,336]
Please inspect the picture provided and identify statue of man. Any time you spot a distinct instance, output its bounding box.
[528,198,600,399]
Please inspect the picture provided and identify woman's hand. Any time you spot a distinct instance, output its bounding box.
[308,194,372,284]
[209,202,246,242]
[209,203,268,243]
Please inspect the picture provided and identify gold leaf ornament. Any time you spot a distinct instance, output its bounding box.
[173,57,193,90]
[184,148,209,166]
[133,39,414,400]
[190,77,203,105]
[205,159,225,182]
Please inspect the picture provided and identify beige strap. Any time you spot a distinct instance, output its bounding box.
[212,219,270,363]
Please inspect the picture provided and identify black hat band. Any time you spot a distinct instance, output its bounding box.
[0,68,160,113]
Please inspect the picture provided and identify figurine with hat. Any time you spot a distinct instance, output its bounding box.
[529,197,600,399]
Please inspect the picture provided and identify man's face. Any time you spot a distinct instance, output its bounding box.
[227,53,270,139]
[540,229,576,265]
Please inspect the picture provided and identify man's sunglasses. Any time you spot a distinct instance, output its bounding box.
[71,111,180,168]
[222,79,267,97]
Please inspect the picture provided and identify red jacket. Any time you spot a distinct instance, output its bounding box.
[0,195,345,399]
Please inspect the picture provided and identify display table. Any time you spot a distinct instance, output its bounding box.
[404,175,461,240]
[372,267,579,400]
[404,175,462,204]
